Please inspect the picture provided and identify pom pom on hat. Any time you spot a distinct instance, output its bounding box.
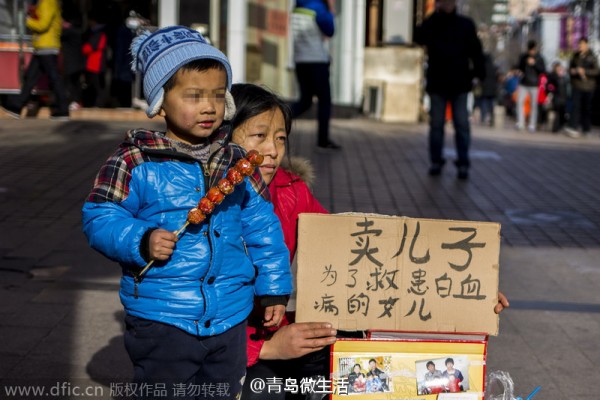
[130,26,234,118]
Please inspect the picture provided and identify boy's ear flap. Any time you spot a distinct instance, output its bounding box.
[147,90,164,117]
[224,90,236,121]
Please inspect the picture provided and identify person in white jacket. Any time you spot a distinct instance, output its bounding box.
[290,0,340,150]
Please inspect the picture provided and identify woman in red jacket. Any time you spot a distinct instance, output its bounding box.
[231,83,335,399]
[230,83,509,399]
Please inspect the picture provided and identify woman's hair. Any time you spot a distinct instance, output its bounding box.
[230,83,292,136]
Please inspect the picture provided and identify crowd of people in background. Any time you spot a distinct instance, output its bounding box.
[3,0,597,142]
[1,0,135,119]
[60,3,135,112]
[475,37,599,139]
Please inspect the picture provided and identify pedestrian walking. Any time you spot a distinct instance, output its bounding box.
[479,53,499,126]
[1,0,69,119]
[414,0,485,179]
[290,0,340,150]
[60,13,84,111]
[515,40,546,132]
[502,70,520,117]
[110,23,135,107]
[82,15,108,107]
[565,38,599,138]
[546,61,569,133]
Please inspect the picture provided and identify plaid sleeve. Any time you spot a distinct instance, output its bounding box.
[87,146,145,203]
[249,170,270,202]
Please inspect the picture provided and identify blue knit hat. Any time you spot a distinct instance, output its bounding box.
[131,26,235,118]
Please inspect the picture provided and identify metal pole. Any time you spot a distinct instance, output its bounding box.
[593,0,600,55]
[210,0,220,48]
[227,0,247,83]
[15,0,24,83]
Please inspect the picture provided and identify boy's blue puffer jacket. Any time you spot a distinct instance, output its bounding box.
[82,129,291,337]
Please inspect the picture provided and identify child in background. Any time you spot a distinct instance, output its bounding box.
[353,373,367,393]
[81,14,107,107]
[82,27,291,400]
[367,374,383,393]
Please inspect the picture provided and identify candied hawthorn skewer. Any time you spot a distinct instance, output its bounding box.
[135,150,263,280]
[206,187,225,205]
[235,158,254,176]
[218,178,234,194]
[246,149,264,166]
[226,168,244,185]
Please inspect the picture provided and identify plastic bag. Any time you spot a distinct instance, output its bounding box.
[485,371,541,400]
[485,371,516,400]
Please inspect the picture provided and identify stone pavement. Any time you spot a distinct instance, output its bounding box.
[0,111,599,399]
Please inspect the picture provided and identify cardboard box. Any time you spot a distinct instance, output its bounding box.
[295,213,501,335]
[330,332,488,399]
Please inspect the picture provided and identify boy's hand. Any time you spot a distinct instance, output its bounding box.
[148,229,178,261]
[263,304,286,327]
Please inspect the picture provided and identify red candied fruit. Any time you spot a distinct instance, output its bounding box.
[217,178,234,195]
[226,168,244,185]
[187,208,206,224]
[235,158,255,176]
[198,197,215,214]
[206,187,225,205]
[246,149,264,167]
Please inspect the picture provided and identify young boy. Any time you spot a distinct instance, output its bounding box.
[82,26,291,399]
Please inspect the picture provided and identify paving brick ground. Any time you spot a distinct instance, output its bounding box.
[0,112,599,399]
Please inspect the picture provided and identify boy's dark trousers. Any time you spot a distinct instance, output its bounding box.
[124,315,247,400]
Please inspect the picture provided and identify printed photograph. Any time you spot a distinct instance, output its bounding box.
[338,356,393,394]
[416,356,470,395]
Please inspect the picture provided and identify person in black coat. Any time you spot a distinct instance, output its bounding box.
[566,38,599,137]
[60,13,84,110]
[546,62,569,133]
[479,53,499,126]
[414,0,485,179]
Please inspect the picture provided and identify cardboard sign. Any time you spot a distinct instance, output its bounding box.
[295,213,500,335]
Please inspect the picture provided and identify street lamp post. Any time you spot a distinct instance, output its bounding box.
[592,0,600,55]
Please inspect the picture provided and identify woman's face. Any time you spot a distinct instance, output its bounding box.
[233,107,287,185]
[354,365,361,373]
